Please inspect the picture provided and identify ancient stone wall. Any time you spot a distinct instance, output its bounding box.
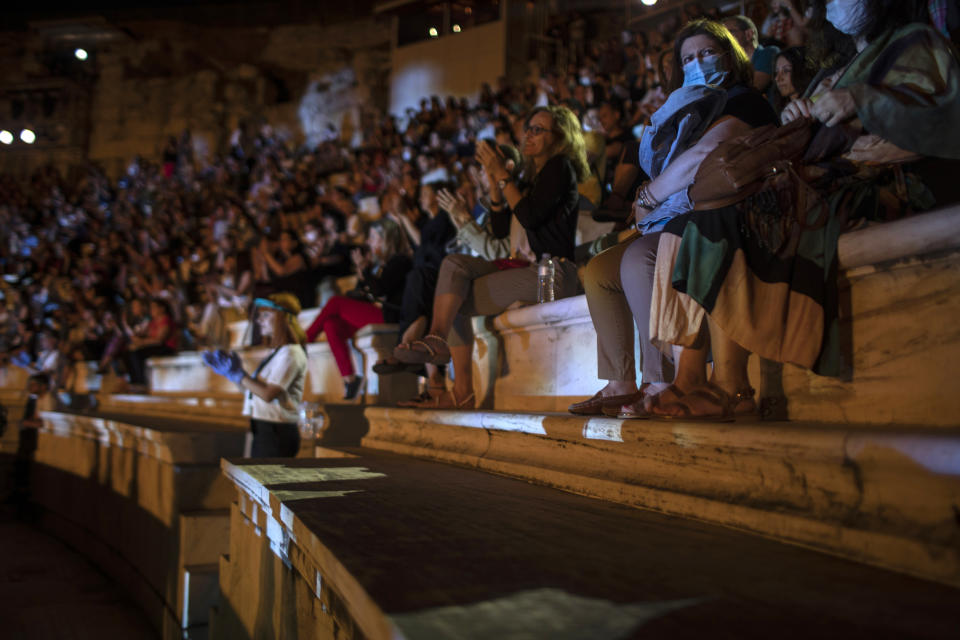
[87,18,390,177]
[0,16,391,179]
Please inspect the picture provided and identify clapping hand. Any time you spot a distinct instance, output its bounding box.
[201,349,247,384]
[350,247,371,275]
[11,351,31,369]
[475,140,508,182]
[436,188,472,228]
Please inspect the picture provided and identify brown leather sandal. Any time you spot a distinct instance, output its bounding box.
[655,383,735,422]
[393,334,451,366]
[569,389,642,416]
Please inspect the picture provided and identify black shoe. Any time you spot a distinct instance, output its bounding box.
[343,376,364,400]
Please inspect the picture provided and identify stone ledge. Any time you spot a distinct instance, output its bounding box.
[31,410,240,636]
[148,323,415,405]
[362,407,960,588]
[216,451,960,640]
[40,411,247,465]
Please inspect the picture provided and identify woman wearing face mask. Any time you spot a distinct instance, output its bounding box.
[569,19,779,417]
[203,293,307,457]
[646,0,960,420]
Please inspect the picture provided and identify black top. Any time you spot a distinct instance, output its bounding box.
[490,154,580,262]
[361,253,413,323]
[721,85,780,129]
[414,212,456,270]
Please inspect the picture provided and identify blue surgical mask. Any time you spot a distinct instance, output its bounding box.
[826,0,868,36]
[682,55,729,87]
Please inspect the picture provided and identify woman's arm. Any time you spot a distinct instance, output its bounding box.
[645,116,756,204]
[239,374,285,404]
[262,250,305,277]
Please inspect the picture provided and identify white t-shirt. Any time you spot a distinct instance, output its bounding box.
[241,344,307,424]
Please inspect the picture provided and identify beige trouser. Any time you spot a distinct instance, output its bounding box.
[435,254,580,347]
[582,232,674,383]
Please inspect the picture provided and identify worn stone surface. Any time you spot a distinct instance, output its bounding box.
[28,410,243,634]
[0,508,155,640]
[217,452,960,640]
[362,407,960,588]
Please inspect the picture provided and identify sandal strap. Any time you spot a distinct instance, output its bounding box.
[731,387,756,403]
[408,340,436,357]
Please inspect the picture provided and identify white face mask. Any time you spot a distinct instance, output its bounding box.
[826,0,869,36]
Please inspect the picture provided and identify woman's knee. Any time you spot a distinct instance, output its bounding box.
[583,244,624,294]
[620,233,659,283]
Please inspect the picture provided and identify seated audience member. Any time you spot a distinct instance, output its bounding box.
[305,219,412,400]
[188,277,231,349]
[646,0,960,420]
[12,328,60,379]
[393,106,588,409]
[256,229,315,309]
[372,182,456,375]
[127,298,178,390]
[772,46,816,114]
[203,293,307,458]
[723,14,782,93]
[435,145,523,261]
[569,18,779,417]
[595,98,634,194]
[762,0,810,47]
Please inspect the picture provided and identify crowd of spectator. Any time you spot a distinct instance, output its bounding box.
[2,0,958,414]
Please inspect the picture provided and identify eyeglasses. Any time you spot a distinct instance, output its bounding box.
[523,124,552,136]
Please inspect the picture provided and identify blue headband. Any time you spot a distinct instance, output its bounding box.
[254,298,297,315]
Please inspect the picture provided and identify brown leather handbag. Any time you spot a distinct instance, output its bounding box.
[688,117,814,210]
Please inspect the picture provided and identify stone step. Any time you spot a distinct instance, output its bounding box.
[214,451,960,640]
[148,323,417,405]
[362,407,960,588]
[30,411,243,636]
[177,510,230,631]
[180,562,220,629]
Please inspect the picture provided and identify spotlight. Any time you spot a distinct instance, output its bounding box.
[0,130,12,145]
[20,129,36,144]
[428,27,438,37]
[74,48,88,60]
[452,24,461,33]
[641,0,657,6]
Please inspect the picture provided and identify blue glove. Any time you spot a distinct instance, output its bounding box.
[202,349,247,385]
[12,351,32,368]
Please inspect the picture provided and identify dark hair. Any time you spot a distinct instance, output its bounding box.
[668,19,754,92]
[773,47,817,112]
[149,297,173,317]
[28,372,50,388]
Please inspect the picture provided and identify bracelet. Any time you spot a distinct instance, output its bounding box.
[636,181,660,210]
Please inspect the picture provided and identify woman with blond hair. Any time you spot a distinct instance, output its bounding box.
[394,105,588,408]
[203,292,307,457]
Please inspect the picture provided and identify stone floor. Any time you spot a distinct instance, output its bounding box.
[0,503,156,640]
[226,451,960,639]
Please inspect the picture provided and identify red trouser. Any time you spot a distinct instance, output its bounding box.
[305,296,383,376]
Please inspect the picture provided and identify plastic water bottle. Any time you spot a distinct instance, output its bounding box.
[537,254,555,303]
